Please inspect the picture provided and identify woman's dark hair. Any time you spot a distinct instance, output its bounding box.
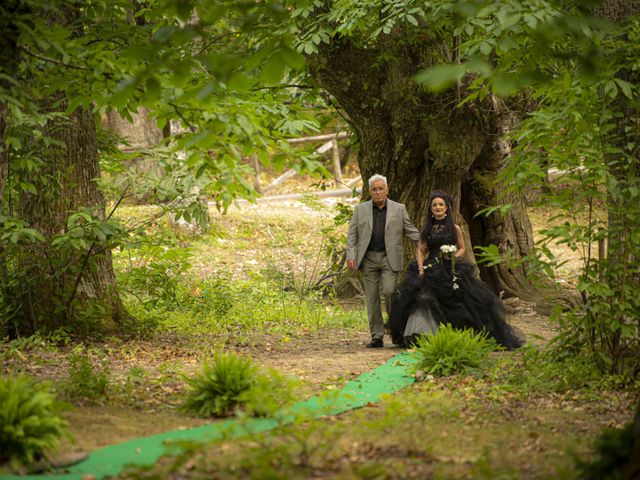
[420,190,455,244]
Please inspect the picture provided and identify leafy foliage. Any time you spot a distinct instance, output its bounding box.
[412,324,499,376]
[0,375,69,470]
[182,351,296,417]
[0,0,331,335]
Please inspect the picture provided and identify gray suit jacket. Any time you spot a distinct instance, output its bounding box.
[346,199,420,272]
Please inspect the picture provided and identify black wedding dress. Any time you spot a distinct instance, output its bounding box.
[389,219,524,350]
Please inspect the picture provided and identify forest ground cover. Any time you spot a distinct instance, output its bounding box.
[1,184,637,478]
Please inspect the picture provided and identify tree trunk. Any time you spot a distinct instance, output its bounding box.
[102,108,163,149]
[310,35,542,301]
[102,108,164,196]
[17,94,125,333]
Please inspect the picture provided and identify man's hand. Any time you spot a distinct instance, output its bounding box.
[347,259,357,271]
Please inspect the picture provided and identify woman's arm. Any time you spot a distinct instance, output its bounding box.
[454,225,466,258]
[417,240,427,276]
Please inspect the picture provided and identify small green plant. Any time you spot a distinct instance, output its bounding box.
[0,375,70,470]
[182,351,296,417]
[63,345,110,403]
[412,324,499,376]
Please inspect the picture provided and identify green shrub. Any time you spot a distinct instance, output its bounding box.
[576,420,635,479]
[63,345,110,403]
[0,375,70,470]
[412,324,499,376]
[182,351,296,417]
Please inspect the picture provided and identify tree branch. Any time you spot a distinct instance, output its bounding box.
[19,47,91,71]
[251,84,314,91]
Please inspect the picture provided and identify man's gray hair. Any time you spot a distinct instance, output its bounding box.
[368,174,387,188]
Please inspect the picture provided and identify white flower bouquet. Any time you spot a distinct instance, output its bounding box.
[440,244,457,256]
[440,244,459,289]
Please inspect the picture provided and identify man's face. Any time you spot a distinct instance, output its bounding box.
[370,180,388,206]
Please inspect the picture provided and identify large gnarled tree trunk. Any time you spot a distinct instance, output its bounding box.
[310,35,540,301]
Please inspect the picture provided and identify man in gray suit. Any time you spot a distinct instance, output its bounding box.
[346,174,420,348]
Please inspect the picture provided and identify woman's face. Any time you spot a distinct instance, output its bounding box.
[430,197,448,220]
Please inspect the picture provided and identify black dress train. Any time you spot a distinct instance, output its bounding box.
[389,220,524,350]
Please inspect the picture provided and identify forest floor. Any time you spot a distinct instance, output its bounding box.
[1,175,637,478]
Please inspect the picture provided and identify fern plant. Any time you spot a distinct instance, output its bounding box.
[0,375,70,470]
[182,351,296,418]
[412,324,500,376]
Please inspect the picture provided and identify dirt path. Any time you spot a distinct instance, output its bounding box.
[249,297,553,383]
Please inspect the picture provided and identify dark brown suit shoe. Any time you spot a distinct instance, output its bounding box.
[365,339,384,348]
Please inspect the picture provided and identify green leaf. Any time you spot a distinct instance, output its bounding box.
[6,136,21,149]
[279,46,306,70]
[613,78,633,99]
[415,64,465,92]
[604,80,618,99]
[19,182,37,195]
[228,73,254,91]
[260,53,286,84]
[153,26,174,44]
[479,41,492,55]
[146,76,161,100]
[415,60,491,92]
[492,74,520,96]
[235,115,254,136]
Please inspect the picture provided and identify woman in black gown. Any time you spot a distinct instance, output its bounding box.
[389,190,524,350]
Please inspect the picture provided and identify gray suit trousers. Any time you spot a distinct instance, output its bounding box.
[361,251,398,341]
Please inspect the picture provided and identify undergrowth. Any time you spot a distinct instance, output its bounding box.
[122,274,361,342]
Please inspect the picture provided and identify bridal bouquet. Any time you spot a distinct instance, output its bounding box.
[440,244,459,289]
[440,244,457,257]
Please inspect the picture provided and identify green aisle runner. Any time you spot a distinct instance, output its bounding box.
[1,353,416,480]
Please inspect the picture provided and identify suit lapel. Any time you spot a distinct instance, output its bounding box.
[385,200,394,230]
[365,200,373,231]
